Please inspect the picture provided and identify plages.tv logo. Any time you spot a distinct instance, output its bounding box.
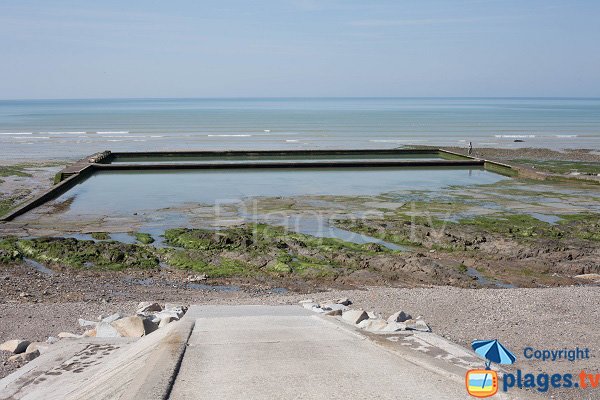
[466,339,516,398]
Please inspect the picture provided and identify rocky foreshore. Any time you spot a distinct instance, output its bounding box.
[0,301,188,376]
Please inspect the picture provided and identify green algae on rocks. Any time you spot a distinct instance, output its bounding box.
[132,232,155,244]
[90,232,111,240]
[12,238,159,270]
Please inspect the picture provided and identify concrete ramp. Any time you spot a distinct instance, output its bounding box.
[169,305,467,400]
[2,305,532,399]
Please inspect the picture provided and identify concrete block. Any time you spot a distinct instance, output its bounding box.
[341,310,369,324]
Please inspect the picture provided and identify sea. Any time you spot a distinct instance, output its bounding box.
[1,97,599,161]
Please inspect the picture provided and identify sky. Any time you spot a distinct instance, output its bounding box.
[1,0,599,99]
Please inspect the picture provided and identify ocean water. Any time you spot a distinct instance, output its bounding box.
[1,98,599,161]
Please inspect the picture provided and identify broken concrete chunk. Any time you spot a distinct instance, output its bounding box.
[111,316,156,337]
[9,350,40,363]
[357,319,388,332]
[405,319,431,332]
[380,322,407,332]
[367,311,382,319]
[341,310,369,325]
[26,342,50,354]
[95,322,122,338]
[0,340,31,354]
[387,311,412,323]
[155,310,183,321]
[163,304,188,318]
[102,313,123,323]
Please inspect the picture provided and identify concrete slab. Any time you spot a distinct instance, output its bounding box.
[0,319,193,400]
[170,305,468,400]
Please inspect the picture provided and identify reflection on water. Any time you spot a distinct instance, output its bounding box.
[41,167,509,218]
[467,267,515,288]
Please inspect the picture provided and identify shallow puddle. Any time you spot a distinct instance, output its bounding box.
[24,258,55,275]
[467,267,515,288]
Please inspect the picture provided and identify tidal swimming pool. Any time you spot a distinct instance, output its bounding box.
[45,167,509,217]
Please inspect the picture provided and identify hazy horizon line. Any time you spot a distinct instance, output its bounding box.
[2,96,600,102]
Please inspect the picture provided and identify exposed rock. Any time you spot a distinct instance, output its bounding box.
[574,273,600,281]
[341,310,369,325]
[367,311,382,319]
[95,322,121,338]
[387,311,412,323]
[186,274,207,282]
[137,302,162,314]
[111,316,156,337]
[82,329,97,337]
[405,319,431,332]
[0,340,31,354]
[380,322,407,332]
[58,332,80,339]
[325,309,343,316]
[9,350,40,363]
[301,302,320,310]
[46,336,60,344]
[152,310,181,324]
[162,305,187,319]
[357,319,388,332]
[164,303,188,312]
[336,298,352,306]
[26,342,51,354]
[320,303,349,313]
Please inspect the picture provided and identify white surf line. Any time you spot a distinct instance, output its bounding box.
[40,131,88,135]
[494,134,536,138]
[207,134,253,137]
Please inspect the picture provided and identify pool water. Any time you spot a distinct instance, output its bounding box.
[46,167,508,217]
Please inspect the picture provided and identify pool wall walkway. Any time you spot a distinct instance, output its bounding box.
[0,149,507,222]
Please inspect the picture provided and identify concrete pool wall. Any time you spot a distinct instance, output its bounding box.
[0,149,512,221]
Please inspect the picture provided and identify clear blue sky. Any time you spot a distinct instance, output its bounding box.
[1,0,599,99]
